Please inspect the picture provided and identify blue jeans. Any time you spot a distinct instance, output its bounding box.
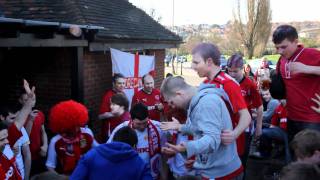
[260,127,291,163]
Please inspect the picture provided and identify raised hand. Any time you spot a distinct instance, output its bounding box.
[23,79,36,107]
[14,79,36,130]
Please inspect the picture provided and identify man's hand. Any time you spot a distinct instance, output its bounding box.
[289,62,309,74]
[23,79,36,107]
[311,93,320,114]
[161,147,176,158]
[160,117,182,131]
[40,144,48,157]
[156,103,164,111]
[184,159,195,170]
[111,107,124,117]
[221,129,237,145]
[164,142,186,153]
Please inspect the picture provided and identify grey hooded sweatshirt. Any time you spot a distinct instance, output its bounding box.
[180,83,242,179]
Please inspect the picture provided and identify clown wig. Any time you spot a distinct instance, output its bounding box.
[49,100,88,134]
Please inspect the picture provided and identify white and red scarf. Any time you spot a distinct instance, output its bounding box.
[129,119,161,179]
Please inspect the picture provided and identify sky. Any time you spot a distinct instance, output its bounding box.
[129,0,320,26]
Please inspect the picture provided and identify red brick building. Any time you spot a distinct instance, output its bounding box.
[0,1,181,132]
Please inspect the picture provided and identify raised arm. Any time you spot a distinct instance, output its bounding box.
[14,80,35,130]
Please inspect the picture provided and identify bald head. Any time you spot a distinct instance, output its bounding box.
[142,74,154,93]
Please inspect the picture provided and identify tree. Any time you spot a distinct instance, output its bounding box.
[233,0,272,59]
[149,8,162,23]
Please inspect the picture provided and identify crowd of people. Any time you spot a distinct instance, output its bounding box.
[1,25,320,180]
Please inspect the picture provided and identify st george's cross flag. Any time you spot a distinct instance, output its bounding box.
[110,48,155,107]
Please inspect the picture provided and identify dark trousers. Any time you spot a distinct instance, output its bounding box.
[287,120,320,142]
[260,127,291,163]
[287,120,320,161]
[30,157,47,177]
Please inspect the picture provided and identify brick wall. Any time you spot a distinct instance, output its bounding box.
[0,47,72,115]
[83,49,112,118]
[148,49,165,88]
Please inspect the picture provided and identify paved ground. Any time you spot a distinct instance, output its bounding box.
[165,62,205,86]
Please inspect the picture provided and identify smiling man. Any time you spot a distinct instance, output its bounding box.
[131,74,164,121]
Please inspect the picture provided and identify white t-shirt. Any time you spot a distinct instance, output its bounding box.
[14,127,30,179]
[46,127,97,169]
[107,120,166,164]
[2,144,15,159]
[167,131,196,176]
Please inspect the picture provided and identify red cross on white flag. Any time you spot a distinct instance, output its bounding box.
[110,48,155,106]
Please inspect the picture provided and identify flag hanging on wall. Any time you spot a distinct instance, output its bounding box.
[110,48,155,106]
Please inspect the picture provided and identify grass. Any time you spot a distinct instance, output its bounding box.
[245,54,281,65]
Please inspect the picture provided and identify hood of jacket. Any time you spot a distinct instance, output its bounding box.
[96,142,138,163]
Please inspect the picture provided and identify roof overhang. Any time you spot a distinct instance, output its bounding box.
[0,17,103,47]
[89,41,180,52]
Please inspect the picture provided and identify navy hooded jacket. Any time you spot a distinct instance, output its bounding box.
[70,142,152,180]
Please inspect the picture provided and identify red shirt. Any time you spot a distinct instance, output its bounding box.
[271,104,287,131]
[8,124,22,148]
[99,89,127,141]
[132,89,162,121]
[239,77,262,111]
[0,146,22,180]
[26,111,45,160]
[55,132,93,174]
[99,89,117,114]
[204,71,248,155]
[163,103,187,123]
[278,45,320,122]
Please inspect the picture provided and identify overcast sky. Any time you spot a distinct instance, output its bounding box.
[129,0,320,26]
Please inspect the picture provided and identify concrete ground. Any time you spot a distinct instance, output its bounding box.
[165,61,205,86]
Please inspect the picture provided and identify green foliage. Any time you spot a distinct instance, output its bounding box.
[264,54,280,64]
[300,37,319,48]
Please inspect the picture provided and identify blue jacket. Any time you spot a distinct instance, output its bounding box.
[180,83,242,178]
[70,142,152,180]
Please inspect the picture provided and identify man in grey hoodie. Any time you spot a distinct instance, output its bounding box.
[160,76,242,179]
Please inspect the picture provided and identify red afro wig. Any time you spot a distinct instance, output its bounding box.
[49,100,88,134]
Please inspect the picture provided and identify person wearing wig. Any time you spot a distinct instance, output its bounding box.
[46,100,96,175]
